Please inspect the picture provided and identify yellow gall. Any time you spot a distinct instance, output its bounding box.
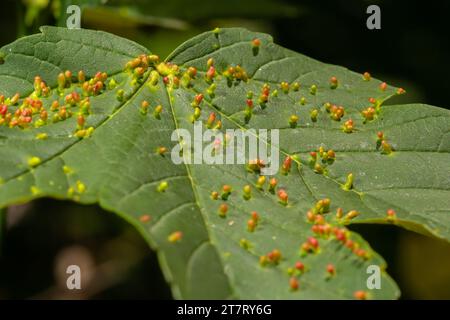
[28,156,41,168]
[168,231,183,243]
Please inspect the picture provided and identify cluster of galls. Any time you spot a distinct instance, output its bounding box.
[126,54,190,113]
[141,56,242,128]
[205,111,221,129]
[140,100,163,119]
[126,54,159,85]
[67,180,87,199]
[259,249,282,267]
[76,70,109,96]
[284,200,372,293]
[239,83,272,124]
[361,96,382,123]
[1,93,38,128]
[287,263,337,291]
[211,185,232,217]
[308,146,336,175]
[272,79,329,122]
[210,177,287,232]
[245,159,294,206]
[280,81,300,94]
[258,83,271,107]
[324,102,353,134]
[212,184,263,219]
[303,199,369,261]
[247,211,259,232]
[208,163,372,292]
[128,50,353,131]
[246,79,324,127]
[138,50,398,294]
[323,102,345,122]
[0,71,108,138]
[376,131,394,155]
[223,64,249,84]
[286,261,305,291]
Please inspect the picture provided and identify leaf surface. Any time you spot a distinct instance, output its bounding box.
[1,26,449,299]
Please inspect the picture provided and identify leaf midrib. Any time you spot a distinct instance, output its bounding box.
[163,83,237,299]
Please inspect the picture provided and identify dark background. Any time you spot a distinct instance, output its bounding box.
[0,0,449,299]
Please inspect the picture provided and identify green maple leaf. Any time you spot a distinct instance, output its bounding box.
[0,26,449,299]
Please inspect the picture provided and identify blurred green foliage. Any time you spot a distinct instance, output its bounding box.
[0,0,449,299]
